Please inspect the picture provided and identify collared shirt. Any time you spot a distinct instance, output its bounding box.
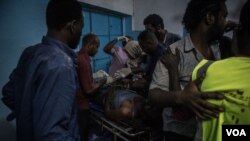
[2,36,79,141]
[77,50,93,110]
[108,47,128,77]
[150,34,221,137]
[163,31,181,47]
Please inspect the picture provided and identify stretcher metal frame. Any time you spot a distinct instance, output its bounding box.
[90,107,163,141]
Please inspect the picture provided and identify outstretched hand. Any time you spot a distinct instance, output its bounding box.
[99,77,107,86]
[179,77,225,120]
[114,68,132,79]
[160,48,180,71]
[117,36,129,42]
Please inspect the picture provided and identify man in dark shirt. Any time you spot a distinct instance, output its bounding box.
[77,33,107,141]
[2,0,84,140]
[138,30,164,83]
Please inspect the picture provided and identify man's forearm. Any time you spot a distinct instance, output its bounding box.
[168,69,181,91]
[148,88,182,108]
[103,39,117,54]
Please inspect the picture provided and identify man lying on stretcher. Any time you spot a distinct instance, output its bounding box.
[90,82,146,121]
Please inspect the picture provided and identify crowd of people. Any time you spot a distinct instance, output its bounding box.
[2,0,250,141]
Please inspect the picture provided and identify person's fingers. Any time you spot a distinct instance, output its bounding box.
[198,100,220,117]
[162,49,172,60]
[160,53,168,64]
[114,73,120,79]
[192,76,205,86]
[201,92,224,100]
[190,103,209,120]
[168,47,173,54]
[196,96,224,114]
[192,108,206,120]
[191,99,219,119]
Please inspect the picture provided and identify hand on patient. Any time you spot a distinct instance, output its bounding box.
[178,77,225,120]
[114,68,132,79]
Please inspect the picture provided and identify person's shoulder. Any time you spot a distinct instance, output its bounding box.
[167,32,181,40]
[22,44,40,53]
[77,52,90,65]
[192,59,210,80]
[38,44,76,69]
[169,37,185,52]
[114,46,123,51]
[18,44,41,61]
[113,47,126,55]
[110,46,120,54]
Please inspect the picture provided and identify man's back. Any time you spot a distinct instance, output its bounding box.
[192,57,250,141]
[3,36,79,141]
[109,47,128,77]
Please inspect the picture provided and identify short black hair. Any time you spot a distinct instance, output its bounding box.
[82,33,99,48]
[138,30,155,42]
[143,14,164,29]
[182,0,226,31]
[46,0,82,30]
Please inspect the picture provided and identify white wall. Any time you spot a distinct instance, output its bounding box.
[133,0,188,35]
[80,0,133,15]
[133,0,246,36]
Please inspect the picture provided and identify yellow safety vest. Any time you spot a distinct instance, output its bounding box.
[192,57,250,141]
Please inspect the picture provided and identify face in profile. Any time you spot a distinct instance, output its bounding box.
[145,23,163,41]
[139,40,157,55]
[139,33,159,55]
[89,38,100,57]
[209,3,228,42]
[145,24,157,33]
[70,17,84,49]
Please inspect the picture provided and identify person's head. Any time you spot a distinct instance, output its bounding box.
[143,14,165,41]
[143,14,164,32]
[138,30,159,55]
[237,0,250,56]
[46,0,84,49]
[82,33,100,57]
[182,0,227,42]
[124,41,142,59]
[122,36,134,47]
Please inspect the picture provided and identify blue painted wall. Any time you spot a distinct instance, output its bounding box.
[81,9,125,73]
[0,0,48,140]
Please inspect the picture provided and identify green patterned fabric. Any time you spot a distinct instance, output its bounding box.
[192,57,250,141]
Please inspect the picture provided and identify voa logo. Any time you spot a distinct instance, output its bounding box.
[226,129,247,136]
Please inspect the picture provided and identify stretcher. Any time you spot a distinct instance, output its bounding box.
[89,102,163,141]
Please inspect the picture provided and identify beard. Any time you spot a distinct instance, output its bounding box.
[90,50,98,57]
[69,32,81,49]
